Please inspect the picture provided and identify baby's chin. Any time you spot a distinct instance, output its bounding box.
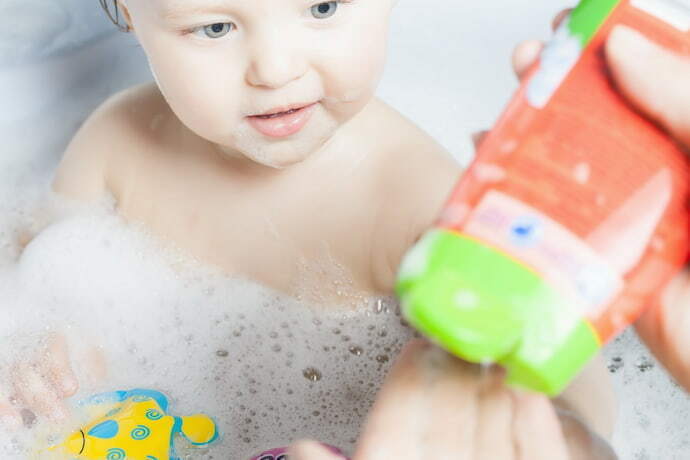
[228,128,338,169]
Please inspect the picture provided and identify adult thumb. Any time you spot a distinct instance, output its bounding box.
[606,25,690,147]
[288,441,345,460]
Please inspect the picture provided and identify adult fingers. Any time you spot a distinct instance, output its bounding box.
[352,341,478,460]
[289,441,346,460]
[636,270,690,391]
[512,40,544,81]
[472,130,489,149]
[606,26,690,147]
[472,367,515,459]
[512,391,570,460]
[552,8,573,32]
[511,8,573,81]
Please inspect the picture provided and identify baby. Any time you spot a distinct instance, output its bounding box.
[1,0,618,457]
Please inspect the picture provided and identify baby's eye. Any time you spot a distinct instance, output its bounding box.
[192,22,235,39]
[310,1,339,19]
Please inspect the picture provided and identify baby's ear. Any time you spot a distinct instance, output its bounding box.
[179,414,219,446]
[116,0,135,32]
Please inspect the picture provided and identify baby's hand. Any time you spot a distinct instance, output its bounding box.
[1,334,78,429]
[290,341,571,460]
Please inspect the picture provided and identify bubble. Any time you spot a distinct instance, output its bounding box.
[302,367,323,382]
[348,346,363,356]
[608,356,623,373]
[374,299,384,314]
[636,357,654,373]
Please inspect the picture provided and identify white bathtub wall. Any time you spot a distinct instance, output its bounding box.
[1,1,689,459]
[0,0,149,182]
[381,0,572,165]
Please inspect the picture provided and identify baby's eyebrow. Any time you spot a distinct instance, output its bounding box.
[159,0,236,21]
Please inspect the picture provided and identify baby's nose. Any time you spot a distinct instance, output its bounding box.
[245,30,308,89]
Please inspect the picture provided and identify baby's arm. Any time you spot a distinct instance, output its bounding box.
[53,90,130,201]
[1,92,130,428]
[369,122,460,293]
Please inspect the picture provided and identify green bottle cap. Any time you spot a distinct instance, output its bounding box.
[396,230,601,396]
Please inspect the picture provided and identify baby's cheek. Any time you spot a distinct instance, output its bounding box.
[320,23,388,103]
[319,47,386,122]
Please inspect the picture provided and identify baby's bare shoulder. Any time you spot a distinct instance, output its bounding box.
[364,98,460,187]
[53,82,169,201]
[364,99,463,292]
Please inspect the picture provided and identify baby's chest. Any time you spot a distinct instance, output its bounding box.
[112,154,380,296]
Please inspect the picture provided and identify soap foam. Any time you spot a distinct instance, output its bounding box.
[0,191,414,459]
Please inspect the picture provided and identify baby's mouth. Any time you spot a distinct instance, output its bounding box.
[246,103,318,138]
[250,103,315,119]
[253,107,302,119]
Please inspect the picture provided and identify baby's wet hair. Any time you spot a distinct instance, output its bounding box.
[99,0,130,32]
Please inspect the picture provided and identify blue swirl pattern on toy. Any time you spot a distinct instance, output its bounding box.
[48,389,219,460]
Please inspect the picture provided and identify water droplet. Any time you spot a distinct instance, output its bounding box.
[332,328,341,335]
[374,299,384,314]
[232,330,241,337]
[271,344,282,353]
[215,349,229,357]
[312,410,321,417]
[349,346,363,356]
[303,367,323,382]
[269,331,279,339]
[608,356,624,373]
[636,357,654,373]
[376,354,390,363]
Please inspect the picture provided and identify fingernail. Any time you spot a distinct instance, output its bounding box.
[608,26,660,62]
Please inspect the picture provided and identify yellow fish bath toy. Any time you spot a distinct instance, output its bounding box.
[49,389,219,460]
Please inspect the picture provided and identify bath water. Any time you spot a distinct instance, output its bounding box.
[0,190,415,459]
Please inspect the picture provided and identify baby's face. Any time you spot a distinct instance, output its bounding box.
[122,0,395,168]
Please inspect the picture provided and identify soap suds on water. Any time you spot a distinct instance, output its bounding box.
[0,187,413,459]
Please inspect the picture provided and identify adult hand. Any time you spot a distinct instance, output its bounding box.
[512,10,690,390]
[289,340,572,460]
